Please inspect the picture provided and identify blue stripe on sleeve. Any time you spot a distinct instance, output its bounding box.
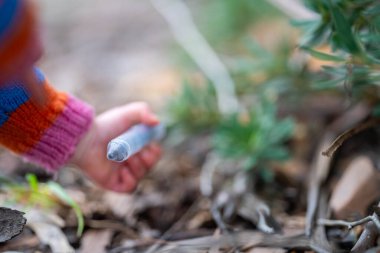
[0,83,30,127]
[0,68,45,126]
[0,0,20,40]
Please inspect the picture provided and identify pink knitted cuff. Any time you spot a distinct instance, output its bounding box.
[23,96,94,171]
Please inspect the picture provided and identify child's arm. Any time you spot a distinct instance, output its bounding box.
[0,68,93,171]
[0,68,161,192]
[0,0,161,192]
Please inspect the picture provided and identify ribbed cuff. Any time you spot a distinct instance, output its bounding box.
[23,96,94,171]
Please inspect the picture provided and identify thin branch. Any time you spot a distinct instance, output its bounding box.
[150,0,240,115]
[318,216,373,230]
[305,135,333,236]
[200,152,220,197]
[319,213,380,231]
[322,118,380,157]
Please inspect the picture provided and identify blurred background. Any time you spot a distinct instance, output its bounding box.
[36,0,296,112]
[0,0,310,249]
[5,0,379,252]
[38,0,178,112]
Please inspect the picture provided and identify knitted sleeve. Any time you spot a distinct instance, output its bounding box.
[0,68,94,171]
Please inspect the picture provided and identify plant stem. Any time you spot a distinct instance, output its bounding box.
[151,0,240,115]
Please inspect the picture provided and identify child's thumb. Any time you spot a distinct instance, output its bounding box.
[120,102,159,126]
[24,68,47,106]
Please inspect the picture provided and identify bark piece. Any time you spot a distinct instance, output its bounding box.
[329,156,380,219]
[0,207,26,243]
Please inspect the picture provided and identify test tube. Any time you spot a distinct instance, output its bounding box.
[106,123,165,162]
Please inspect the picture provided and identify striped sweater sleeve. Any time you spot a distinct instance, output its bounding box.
[0,0,43,83]
[0,68,94,171]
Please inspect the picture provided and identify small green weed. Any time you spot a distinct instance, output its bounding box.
[0,173,84,236]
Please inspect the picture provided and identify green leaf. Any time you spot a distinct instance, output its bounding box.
[47,182,84,237]
[269,118,294,143]
[327,1,361,54]
[301,22,329,47]
[290,19,319,29]
[321,65,347,76]
[312,77,345,89]
[26,173,39,192]
[301,46,345,62]
[364,4,380,16]
[261,146,289,161]
[359,33,380,43]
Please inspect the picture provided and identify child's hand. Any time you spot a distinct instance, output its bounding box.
[70,102,162,193]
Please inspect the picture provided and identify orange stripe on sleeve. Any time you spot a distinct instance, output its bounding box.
[0,81,68,153]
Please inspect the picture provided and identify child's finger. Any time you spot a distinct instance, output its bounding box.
[139,145,162,170]
[97,102,159,138]
[125,156,146,180]
[148,142,162,157]
[108,166,137,193]
[118,102,158,127]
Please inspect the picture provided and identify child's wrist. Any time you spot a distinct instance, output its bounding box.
[23,95,94,171]
[69,121,97,170]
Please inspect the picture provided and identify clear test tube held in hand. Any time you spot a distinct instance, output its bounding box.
[107,123,165,162]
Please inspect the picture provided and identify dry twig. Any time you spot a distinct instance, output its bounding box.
[318,216,374,230]
[322,118,380,157]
